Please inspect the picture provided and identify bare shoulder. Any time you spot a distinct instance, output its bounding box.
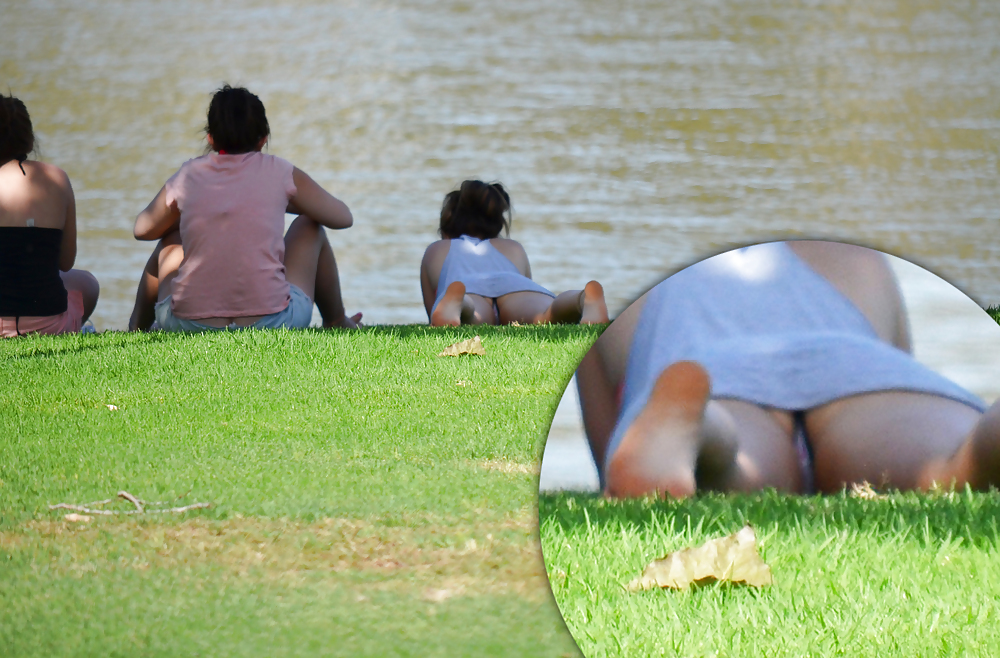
[788,240,903,343]
[489,236,525,252]
[489,237,529,269]
[30,161,72,189]
[422,239,451,260]
[421,239,452,272]
[789,240,895,287]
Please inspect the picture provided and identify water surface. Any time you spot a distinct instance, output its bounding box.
[4,0,999,329]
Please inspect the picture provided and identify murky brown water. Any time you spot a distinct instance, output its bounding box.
[4,0,999,330]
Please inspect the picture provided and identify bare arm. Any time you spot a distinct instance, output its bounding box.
[892,282,913,353]
[576,347,619,472]
[57,171,77,271]
[134,185,180,241]
[576,291,649,469]
[420,258,435,319]
[287,168,353,229]
[420,241,450,318]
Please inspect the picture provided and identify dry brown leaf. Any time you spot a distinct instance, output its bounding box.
[438,336,486,357]
[849,481,885,500]
[626,525,772,591]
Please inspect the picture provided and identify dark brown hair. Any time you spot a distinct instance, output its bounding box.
[204,85,270,154]
[0,94,34,166]
[439,180,511,239]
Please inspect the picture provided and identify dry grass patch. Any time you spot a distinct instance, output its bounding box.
[476,459,540,475]
[2,514,551,598]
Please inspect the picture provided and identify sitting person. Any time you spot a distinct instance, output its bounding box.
[128,85,361,332]
[420,180,608,326]
[0,94,100,337]
[576,241,1000,497]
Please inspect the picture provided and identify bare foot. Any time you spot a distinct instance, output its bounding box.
[431,282,471,327]
[605,361,725,498]
[324,312,364,329]
[580,281,609,324]
[546,282,609,324]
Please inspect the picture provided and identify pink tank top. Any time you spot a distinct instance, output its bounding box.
[164,152,297,320]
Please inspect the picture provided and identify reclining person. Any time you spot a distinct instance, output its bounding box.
[577,241,1000,497]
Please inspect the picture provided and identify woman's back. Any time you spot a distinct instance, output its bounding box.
[166,151,295,320]
[0,160,73,230]
[0,95,99,334]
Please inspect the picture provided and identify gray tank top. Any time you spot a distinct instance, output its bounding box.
[432,236,553,312]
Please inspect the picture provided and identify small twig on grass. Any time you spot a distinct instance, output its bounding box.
[118,490,144,513]
[49,495,211,516]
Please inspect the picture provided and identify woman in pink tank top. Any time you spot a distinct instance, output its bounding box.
[128,85,361,332]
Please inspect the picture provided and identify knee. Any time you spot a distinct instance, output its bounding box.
[158,240,185,272]
[81,270,100,299]
[64,269,100,299]
[288,214,322,236]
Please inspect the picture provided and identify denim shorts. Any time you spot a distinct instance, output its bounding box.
[154,284,313,332]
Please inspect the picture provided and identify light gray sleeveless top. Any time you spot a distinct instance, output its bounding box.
[432,236,553,312]
[605,242,985,473]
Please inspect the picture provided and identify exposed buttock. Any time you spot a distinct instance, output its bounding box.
[706,399,804,493]
[802,390,983,491]
[463,292,499,323]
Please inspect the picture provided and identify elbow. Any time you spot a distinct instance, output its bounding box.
[133,217,153,241]
[336,205,354,229]
[59,251,76,272]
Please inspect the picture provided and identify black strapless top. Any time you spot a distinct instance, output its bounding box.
[0,227,68,316]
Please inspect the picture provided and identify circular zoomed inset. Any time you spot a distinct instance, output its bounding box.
[539,240,1000,657]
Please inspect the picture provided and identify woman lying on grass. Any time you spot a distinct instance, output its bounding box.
[420,180,608,327]
[577,241,1000,498]
[128,85,361,332]
[0,94,99,337]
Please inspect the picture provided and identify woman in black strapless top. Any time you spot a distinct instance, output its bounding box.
[0,94,99,337]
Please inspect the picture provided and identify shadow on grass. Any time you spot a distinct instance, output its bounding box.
[0,323,606,361]
[363,323,606,343]
[0,330,183,360]
[539,488,1000,549]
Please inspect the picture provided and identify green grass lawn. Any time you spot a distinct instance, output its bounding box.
[4,307,998,657]
[0,325,600,657]
[540,490,1000,657]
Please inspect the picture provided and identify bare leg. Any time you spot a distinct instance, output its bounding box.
[284,215,360,329]
[60,270,100,323]
[605,361,801,498]
[966,401,1000,489]
[128,231,183,331]
[128,248,161,331]
[496,281,609,325]
[430,282,496,326]
[806,392,1000,492]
